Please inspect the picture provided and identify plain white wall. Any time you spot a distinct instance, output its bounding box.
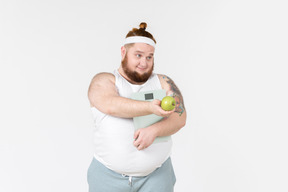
[1,0,287,191]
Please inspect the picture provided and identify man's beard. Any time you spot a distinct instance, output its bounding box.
[121,55,154,83]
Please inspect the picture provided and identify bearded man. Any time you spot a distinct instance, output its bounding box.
[87,22,186,192]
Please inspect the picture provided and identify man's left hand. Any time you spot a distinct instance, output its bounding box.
[133,127,157,150]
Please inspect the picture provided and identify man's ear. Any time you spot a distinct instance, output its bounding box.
[121,46,126,60]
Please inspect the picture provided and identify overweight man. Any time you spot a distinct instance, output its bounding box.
[87,22,186,192]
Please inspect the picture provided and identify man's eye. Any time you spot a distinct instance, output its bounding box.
[147,56,152,60]
[136,54,141,58]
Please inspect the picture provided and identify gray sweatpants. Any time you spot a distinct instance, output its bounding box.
[87,157,176,192]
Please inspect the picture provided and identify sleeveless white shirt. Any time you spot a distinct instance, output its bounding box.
[90,70,172,176]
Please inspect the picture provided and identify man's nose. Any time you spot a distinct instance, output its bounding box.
[139,57,148,67]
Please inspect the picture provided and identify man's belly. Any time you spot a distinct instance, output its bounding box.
[93,117,172,176]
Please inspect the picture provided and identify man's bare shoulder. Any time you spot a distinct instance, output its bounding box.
[157,73,181,92]
[91,72,115,84]
[88,72,116,93]
[157,74,174,89]
[92,72,114,80]
[157,74,173,79]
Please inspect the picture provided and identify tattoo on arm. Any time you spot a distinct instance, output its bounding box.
[162,75,185,116]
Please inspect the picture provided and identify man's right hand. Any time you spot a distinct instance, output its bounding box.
[150,99,175,117]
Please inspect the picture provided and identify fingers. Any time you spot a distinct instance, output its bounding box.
[133,128,157,150]
[133,133,148,151]
[161,108,175,117]
[151,99,175,117]
[137,144,147,150]
[133,136,142,148]
[134,141,146,150]
[134,130,140,140]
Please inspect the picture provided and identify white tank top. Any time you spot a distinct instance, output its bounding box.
[90,70,172,176]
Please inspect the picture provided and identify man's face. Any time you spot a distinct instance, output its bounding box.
[121,43,155,83]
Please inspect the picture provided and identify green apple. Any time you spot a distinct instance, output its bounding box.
[161,96,176,111]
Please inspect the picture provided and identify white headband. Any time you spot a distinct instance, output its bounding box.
[123,36,156,48]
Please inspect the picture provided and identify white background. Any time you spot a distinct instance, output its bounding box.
[1,0,287,191]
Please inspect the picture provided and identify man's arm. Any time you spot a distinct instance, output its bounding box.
[134,74,186,150]
[88,72,174,118]
[151,74,187,135]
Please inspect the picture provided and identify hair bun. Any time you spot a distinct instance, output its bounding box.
[139,22,147,30]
